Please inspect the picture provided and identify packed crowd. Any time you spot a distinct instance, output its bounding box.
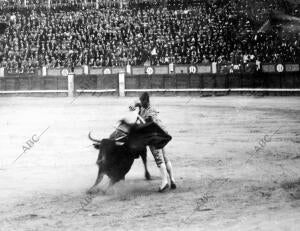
[0,0,299,73]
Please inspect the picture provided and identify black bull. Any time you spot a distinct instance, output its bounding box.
[87,121,172,194]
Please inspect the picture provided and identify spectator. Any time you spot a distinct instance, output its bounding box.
[0,0,299,73]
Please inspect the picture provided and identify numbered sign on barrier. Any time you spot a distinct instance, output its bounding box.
[276,64,284,73]
[233,64,240,70]
[188,65,197,74]
[61,68,69,77]
[146,67,154,75]
[104,68,112,75]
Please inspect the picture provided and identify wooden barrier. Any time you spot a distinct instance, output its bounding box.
[0,72,300,96]
[74,74,119,96]
[0,76,68,93]
[124,72,300,96]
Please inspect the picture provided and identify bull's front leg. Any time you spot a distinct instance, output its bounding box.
[140,148,151,180]
[87,166,104,194]
[101,178,119,195]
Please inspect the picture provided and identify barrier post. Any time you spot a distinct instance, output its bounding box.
[68,73,75,97]
[119,72,125,97]
[42,66,47,76]
[212,62,217,74]
[0,67,4,77]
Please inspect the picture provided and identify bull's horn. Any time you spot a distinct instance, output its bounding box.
[114,135,127,141]
[115,141,125,146]
[88,132,102,143]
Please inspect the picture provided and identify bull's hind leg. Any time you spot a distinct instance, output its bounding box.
[87,167,104,194]
[140,148,151,180]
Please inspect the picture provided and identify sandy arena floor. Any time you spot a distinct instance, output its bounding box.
[0,96,300,231]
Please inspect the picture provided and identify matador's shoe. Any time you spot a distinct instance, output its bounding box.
[158,183,169,193]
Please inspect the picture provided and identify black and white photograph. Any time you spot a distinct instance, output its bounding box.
[0,0,299,230]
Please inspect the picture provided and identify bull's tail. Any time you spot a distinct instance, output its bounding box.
[88,132,102,143]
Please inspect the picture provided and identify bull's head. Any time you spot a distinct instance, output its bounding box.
[88,132,125,149]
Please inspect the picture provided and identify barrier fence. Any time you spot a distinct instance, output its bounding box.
[1,63,299,78]
[0,63,299,96]
[0,76,68,95]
